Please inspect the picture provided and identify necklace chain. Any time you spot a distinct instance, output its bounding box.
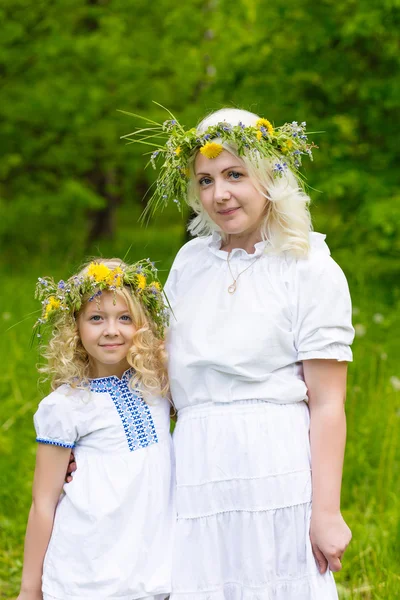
[226,251,262,294]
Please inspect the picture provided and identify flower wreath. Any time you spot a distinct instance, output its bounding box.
[34,259,169,340]
[120,104,318,218]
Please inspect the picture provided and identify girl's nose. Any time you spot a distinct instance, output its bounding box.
[104,319,119,336]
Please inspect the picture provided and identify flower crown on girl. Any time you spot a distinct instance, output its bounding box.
[34,258,169,339]
[119,104,318,217]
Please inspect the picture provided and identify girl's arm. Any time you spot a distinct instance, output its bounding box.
[303,359,352,575]
[18,444,72,600]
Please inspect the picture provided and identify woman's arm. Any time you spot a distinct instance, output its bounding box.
[303,359,352,574]
[18,444,72,600]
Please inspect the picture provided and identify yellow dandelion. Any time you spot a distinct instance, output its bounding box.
[136,273,146,290]
[175,146,181,156]
[107,266,124,287]
[153,281,161,291]
[256,118,274,136]
[45,296,61,317]
[200,142,223,159]
[281,139,294,154]
[256,130,263,141]
[87,262,112,283]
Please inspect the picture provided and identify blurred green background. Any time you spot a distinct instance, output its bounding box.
[1,0,399,598]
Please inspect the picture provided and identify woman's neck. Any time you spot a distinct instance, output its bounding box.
[220,231,263,255]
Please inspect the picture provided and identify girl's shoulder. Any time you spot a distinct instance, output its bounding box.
[38,384,91,409]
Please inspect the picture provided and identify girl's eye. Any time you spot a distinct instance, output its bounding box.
[228,171,242,180]
[199,176,213,187]
[120,315,132,322]
[89,315,102,322]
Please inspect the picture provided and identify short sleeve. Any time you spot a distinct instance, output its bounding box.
[292,239,355,362]
[34,387,80,448]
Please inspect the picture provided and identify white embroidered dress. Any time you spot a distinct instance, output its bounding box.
[165,232,354,600]
[34,369,174,600]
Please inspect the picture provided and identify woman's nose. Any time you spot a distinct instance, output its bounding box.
[213,178,231,202]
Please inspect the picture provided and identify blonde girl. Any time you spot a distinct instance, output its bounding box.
[18,258,174,600]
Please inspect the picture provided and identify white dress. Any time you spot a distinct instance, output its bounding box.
[34,368,175,600]
[165,232,354,600]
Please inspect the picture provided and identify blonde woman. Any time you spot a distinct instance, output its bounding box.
[152,108,354,599]
[18,259,174,600]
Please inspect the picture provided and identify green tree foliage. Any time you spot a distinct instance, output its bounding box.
[1,0,399,276]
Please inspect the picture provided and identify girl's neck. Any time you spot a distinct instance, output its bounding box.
[89,359,131,380]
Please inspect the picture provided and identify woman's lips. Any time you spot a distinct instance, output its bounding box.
[218,207,240,216]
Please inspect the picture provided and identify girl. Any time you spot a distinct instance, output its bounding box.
[125,108,355,599]
[18,258,174,600]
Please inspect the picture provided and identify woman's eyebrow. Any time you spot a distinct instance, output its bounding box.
[195,165,244,176]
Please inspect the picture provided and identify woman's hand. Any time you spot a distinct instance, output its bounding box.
[65,449,76,483]
[310,510,352,573]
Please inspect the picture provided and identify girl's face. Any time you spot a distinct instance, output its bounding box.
[194,149,267,238]
[78,291,136,379]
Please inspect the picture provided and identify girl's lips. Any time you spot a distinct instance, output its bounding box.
[100,344,124,348]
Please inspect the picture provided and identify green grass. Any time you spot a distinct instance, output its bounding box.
[1,221,399,599]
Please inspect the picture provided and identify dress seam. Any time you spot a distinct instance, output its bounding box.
[171,569,332,593]
[177,499,311,520]
[176,468,311,488]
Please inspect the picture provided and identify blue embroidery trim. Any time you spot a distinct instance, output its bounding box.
[89,369,158,452]
[36,437,75,449]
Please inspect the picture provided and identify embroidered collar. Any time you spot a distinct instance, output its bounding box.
[89,368,134,392]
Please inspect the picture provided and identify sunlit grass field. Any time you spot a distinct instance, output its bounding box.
[1,219,399,599]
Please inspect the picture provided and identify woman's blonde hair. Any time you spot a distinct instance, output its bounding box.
[187,108,312,256]
[39,259,169,398]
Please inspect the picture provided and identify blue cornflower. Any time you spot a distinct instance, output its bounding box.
[89,290,102,302]
[57,280,65,289]
[273,162,287,173]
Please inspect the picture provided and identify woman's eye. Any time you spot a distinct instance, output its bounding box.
[89,315,102,322]
[120,315,132,322]
[228,171,242,180]
[199,177,212,186]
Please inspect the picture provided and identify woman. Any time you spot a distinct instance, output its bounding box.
[156,108,353,599]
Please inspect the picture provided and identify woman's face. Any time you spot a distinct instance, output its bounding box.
[194,149,267,237]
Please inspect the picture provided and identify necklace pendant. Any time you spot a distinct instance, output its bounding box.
[228,282,237,294]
